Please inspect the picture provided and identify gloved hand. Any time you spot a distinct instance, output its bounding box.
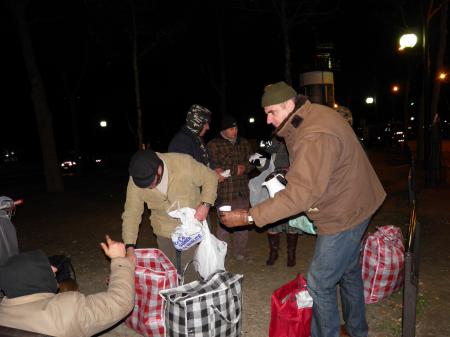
[249,153,267,168]
[219,209,249,227]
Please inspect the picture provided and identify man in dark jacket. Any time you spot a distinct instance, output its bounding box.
[168,104,212,167]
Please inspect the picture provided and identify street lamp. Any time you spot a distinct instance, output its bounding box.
[399,33,418,51]
[437,72,447,81]
[391,85,400,93]
[365,97,375,104]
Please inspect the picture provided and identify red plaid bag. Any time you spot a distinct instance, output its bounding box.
[269,274,312,337]
[126,248,178,337]
[362,225,405,304]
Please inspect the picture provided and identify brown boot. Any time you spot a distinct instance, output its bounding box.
[266,233,280,266]
[286,233,298,267]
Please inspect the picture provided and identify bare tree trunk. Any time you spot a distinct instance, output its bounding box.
[62,73,81,155]
[130,0,144,149]
[418,0,431,163]
[10,0,63,192]
[428,0,448,186]
[280,0,292,85]
[217,0,227,116]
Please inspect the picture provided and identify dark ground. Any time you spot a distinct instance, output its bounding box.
[3,148,450,337]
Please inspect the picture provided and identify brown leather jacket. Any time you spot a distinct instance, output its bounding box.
[250,100,386,235]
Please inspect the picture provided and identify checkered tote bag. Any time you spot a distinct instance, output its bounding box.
[160,271,243,337]
[126,248,178,337]
[362,225,405,304]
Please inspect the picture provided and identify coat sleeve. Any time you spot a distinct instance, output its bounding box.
[121,178,145,245]
[206,140,220,170]
[250,133,341,227]
[73,257,135,337]
[190,158,218,205]
[242,139,254,174]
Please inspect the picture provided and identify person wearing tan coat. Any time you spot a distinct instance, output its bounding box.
[219,82,386,337]
[122,150,218,276]
[0,235,135,337]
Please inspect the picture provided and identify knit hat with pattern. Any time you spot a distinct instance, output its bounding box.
[186,104,212,134]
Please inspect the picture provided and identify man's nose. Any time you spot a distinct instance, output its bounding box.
[266,115,273,124]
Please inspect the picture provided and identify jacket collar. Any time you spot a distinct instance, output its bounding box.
[1,293,54,306]
[276,99,312,139]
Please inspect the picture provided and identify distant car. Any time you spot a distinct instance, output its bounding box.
[59,151,106,174]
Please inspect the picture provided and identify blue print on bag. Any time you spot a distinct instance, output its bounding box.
[173,232,203,250]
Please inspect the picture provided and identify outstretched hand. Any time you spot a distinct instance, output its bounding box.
[100,235,126,260]
[219,209,249,228]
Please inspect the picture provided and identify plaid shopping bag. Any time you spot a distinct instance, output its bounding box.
[126,248,178,337]
[160,271,243,337]
[362,225,405,304]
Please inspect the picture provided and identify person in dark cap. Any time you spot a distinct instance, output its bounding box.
[122,148,218,274]
[218,81,386,337]
[0,235,135,337]
[168,104,212,167]
[207,114,253,261]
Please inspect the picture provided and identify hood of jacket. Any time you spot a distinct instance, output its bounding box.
[0,250,57,298]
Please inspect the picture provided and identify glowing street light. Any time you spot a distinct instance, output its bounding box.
[365,97,375,104]
[100,120,108,128]
[437,72,447,81]
[249,117,255,124]
[391,85,400,93]
[399,33,418,51]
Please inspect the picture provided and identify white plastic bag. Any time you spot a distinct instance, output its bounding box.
[248,154,276,207]
[194,222,227,279]
[168,207,204,251]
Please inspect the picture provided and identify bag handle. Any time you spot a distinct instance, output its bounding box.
[178,259,199,285]
[210,302,241,325]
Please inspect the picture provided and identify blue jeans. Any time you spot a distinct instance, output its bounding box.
[307,218,370,337]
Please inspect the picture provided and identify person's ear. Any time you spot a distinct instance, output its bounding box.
[286,99,295,112]
[51,266,58,275]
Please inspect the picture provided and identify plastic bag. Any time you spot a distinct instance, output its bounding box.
[269,274,312,337]
[168,207,204,251]
[194,222,227,279]
[289,215,317,235]
[0,210,19,266]
[248,155,275,207]
[362,225,405,304]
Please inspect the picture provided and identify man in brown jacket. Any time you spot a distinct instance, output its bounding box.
[0,235,135,337]
[219,82,386,337]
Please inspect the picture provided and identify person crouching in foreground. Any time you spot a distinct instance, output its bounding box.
[0,235,135,337]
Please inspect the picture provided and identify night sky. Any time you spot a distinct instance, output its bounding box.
[1,0,448,166]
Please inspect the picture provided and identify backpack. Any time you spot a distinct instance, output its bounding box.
[47,255,77,283]
[0,197,19,266]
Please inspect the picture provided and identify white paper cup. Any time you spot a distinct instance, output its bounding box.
[219,205,232,212]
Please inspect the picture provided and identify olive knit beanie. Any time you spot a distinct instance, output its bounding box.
[261,81,297,107]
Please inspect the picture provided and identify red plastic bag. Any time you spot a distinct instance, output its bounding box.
[362,225,405,304]
[126,249,178,337]
[269,274,312,337]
